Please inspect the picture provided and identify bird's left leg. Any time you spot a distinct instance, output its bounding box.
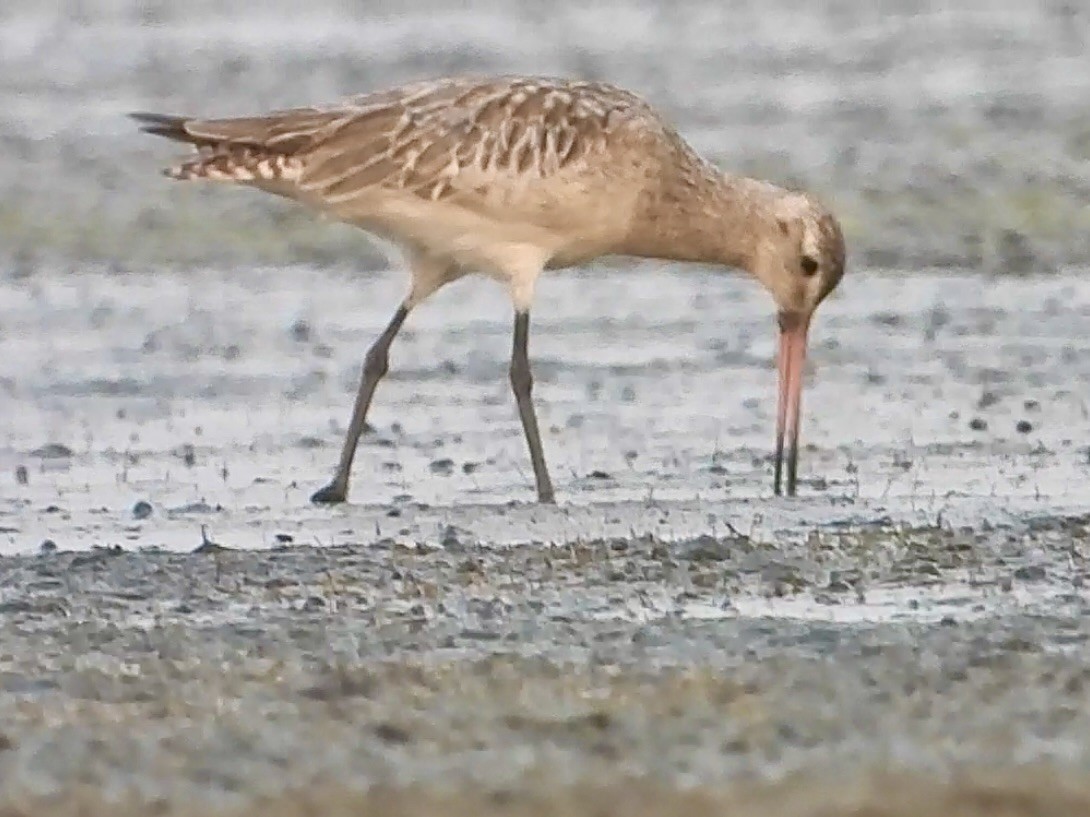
[311,251,457,505]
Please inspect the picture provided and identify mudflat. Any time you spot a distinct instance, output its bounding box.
[2,2,1090,815]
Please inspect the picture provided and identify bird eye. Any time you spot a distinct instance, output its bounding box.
[800,255,819,277]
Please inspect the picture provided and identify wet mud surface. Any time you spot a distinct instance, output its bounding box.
[2,266,1089,552]
[3,1,1090,814]
[2,266,1089,816]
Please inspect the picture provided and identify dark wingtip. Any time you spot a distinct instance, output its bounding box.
[129,112,191,140]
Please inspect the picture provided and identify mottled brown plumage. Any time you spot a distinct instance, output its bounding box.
[133,74,847,504]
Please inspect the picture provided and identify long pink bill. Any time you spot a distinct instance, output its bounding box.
[773,311,811,497]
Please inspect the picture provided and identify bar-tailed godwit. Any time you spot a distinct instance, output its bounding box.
[132,75,846,504]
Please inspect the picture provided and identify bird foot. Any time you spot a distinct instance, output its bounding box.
[310,482,347,505]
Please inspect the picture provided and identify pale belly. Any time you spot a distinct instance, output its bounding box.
[329,189,628,281]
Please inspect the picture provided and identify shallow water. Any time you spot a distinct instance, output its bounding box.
[1,265,1087,557]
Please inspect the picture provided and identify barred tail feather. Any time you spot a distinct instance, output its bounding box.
[131,111,306,183]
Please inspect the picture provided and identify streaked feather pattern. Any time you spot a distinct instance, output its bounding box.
[134,77,671,202]
[133,76,704,273]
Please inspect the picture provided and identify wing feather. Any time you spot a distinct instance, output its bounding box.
[135,76,669,226]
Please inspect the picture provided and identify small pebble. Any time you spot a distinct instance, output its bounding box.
[290,319,312,342]
[373,722,411,744]
[31,443,73,459]
[429,458,455,475]
[872,312,902,327]
[1014,564,1046,582]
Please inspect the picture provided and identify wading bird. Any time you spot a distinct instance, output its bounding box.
[133,75,846,505]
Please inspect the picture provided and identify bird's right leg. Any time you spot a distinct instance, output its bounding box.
[311,251,454,505]
[504,266,556,504]
[510,309,556,504]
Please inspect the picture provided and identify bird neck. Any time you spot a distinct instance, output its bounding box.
[622,161,781,275]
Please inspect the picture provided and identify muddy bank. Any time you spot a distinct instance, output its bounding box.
[7,770,1090,817]
[0,514,1088,811]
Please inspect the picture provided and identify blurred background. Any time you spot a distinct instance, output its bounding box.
[2,0,1090,273]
